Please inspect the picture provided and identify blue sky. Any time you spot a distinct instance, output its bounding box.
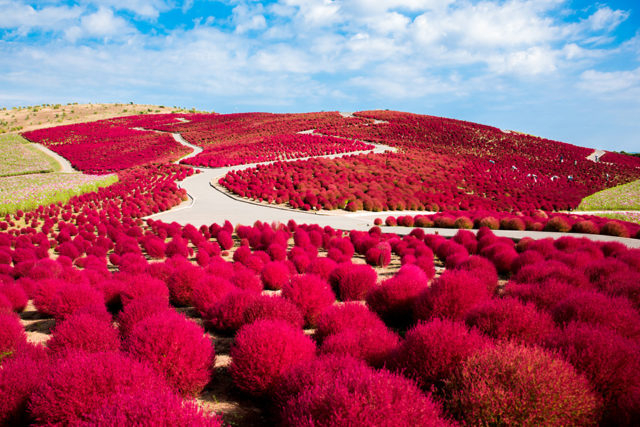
[1,1,639,151]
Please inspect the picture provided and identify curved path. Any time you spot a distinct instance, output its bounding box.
[587,149,606,162]
[146,131,640,248]
[29,143,77,173]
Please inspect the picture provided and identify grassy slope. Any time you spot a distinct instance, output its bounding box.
[0,134,60,176]
[577,179,640,211]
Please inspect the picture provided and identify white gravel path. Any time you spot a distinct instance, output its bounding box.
[587,149,606,162]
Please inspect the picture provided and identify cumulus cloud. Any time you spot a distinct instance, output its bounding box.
[578,67,640,94]
[0,1,82,34]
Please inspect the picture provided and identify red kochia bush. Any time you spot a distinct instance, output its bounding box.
[551,291,640,342]
[391,318,490,390]
[203,290,259,333]
[119,274,170,306]
[546,322,640,426]
[281,365,450,427]
[124,311,215,397]
[0,312,26,358]
[216,230,233,250]
[166,261,205,306]
[414,270,491,322]
[335,263,378,301]
[273,354,369,405]
[454,255,498,294]
[79,389,222,426]
[314,302,387,343]
[282,274,335,327]
[242,295,304,329]
[261,261,291,290]
[29,351,168,425]
[446,342,602,426]
[366,264,429,326]
[117,295,171,337]
[0,282,28,312]
[230,320,316,397]
[47,313,120,355]
[0,352,49,425]
[464,298,557,346]
[190,275,235,316]
[320,323,399,368]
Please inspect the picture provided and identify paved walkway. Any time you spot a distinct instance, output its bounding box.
[29,143,77,173]
[145,131,640,247]
[587,149,606,162]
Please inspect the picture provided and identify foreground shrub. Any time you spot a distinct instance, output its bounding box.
[0,282,28,312]
[0,352,49,425]
[314,303,386,343]
[203,290,258,333]
[242,295,304,329]
[366,264,429,326]
[230,320,316,397]
[261,261,291,290]
[273,354,369,405]
[446,342,602,426]
[465,297,557,346]
[47,313,120,355]
[281,366,450,427]
[0,312,26,359]
[546,322,640,425]
[46,281,106,322]
[282,274,335,327]
[29,351,168,425]
[78,390,222,426]
[551,291,640,342]
[504,279,576,311]
[392,318,489,391]
[166,262,205,306]
[124,311,215,396]
[414,270,491,322]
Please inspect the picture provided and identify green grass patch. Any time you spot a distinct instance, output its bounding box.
[577,179,640,211]
[0,134,60,177]
[0,173,118,216]
[593,212,640,225]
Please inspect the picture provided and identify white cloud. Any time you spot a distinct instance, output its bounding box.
[586,6,629,32]
[578,68,640,94]
[80,0,170,19]
[232,4,267,34]
[65,7,135,41]
[488,46,558,76]
[0,1,82,34]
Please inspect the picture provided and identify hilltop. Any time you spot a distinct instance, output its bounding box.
[0,103,205,134]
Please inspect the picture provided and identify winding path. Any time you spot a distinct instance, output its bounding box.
[587,149,606,162]
[146,131,640,248]
[29,143,77,173]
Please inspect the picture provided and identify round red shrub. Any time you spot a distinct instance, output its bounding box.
[47,281,106,322]
[335,263,378,301]
[544,216,571,232]
[365,242,392,267]
[230,320,316,397]
[307,257,338,281]
[477,216,499,230]
[314,302,386,343]
[0,351,49,425]
[143,236,166,259]
[513,260,589,289]
[191,275,235,316]
[119,274,170,306]
[391,318,489,390]
[29,351,168,425]
[0,293,11,313]
[47,312,120,355]
[446,342,602,426]
[281,365,450,427]
[546,322,640,426]
[320,324,399,368]
[464,297,557,346]
[366,264,429,326]
[454,255,499,294]
[0,281,27,312]
[261,261,291,290]
[0,312,26,359]
[216,230,233,250]
[282,274,335,328]
[504,279,576,311]
[273,354,369,406]
[166,261,205,306]
[243,295,304,329]
[203,290,259,333]
[413,270,491,322]
[117,294,171,337]
[230,265,263,293]
[79,389,222,426]
[125,310,215,396]
[600,221,630,238]
[551,291,640,342]
[572,220,599,234]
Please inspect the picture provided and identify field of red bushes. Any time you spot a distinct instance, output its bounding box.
[3,109,638,425]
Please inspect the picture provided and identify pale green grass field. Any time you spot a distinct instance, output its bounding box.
[577,179,640,211]
[0,134,59,177]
